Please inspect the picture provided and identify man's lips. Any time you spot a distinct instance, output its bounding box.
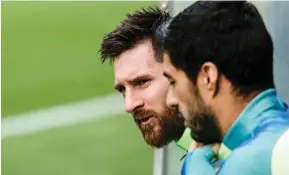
[135,116,153,125]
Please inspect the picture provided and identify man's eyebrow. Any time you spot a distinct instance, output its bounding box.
[128,74,152,84]
[114,74,152,90]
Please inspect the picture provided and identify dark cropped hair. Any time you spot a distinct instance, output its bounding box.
[156,1,275,96]
[99,7,171,63]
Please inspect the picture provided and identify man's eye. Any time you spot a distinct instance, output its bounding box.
[136,79,151,88]
[117,87,125,96]
[170,80,175,86]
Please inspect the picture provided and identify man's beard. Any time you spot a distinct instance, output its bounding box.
[186,87,222,145]
[133,106,185,148]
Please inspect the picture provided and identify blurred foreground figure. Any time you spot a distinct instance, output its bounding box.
[155,1,289,174]
[99,7,195,151]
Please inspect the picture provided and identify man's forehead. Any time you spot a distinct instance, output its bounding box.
[113,42,161,83]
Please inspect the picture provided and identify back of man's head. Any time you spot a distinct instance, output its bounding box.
[158,1,274,97]
[99,7,171,63]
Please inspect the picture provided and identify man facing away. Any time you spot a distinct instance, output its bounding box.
[155,1,289,174]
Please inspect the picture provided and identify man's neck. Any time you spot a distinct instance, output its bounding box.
[215,90,261,138]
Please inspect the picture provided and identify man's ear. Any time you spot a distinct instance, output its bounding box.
[199,62,220,97]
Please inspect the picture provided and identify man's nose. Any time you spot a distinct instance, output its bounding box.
[166,86,179,109]
[124,91,144,113]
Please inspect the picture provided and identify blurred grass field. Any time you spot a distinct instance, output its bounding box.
[2,115,153,175]
[2,1,155,174]
[2,1,155,117]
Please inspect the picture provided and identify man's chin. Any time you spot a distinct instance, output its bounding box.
[138,118,184,148]
[143,133,165,148]
[141,127,168,148]
[144,139,167,148]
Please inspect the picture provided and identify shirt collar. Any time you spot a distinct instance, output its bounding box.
[175,128,194,152]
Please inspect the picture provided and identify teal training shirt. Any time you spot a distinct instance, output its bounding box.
[182,89,289,175]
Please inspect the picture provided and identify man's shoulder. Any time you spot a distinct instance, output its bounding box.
[218,118,289,175]
[254,109,289,135]
[238,125,289,161]
[239,109,289,158]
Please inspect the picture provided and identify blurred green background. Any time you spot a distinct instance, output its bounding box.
[2,1,156,174]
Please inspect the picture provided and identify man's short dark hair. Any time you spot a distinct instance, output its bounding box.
[156,1,275,96]
[99,7,171,63]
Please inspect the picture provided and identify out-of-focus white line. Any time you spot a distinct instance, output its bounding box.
[2,93,125,139]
